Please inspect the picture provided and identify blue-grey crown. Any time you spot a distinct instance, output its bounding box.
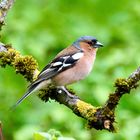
[76,36,97,42]
[72,36,97,50]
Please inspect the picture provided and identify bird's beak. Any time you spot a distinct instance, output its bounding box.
[94,41,104,48]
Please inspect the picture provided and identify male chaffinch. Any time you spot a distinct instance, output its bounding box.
[14,36,103,107]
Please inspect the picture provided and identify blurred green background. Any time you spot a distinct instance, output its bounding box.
[0,0,140,140]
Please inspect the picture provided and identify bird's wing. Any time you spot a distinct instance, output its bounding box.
[27,49,84,91]
[37,50,84,82]
[38,45,83,79]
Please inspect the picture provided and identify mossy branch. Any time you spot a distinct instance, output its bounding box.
[0,43,39,81]
[0,43,140,132]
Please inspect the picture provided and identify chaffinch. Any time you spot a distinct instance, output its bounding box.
[14,36,103,107]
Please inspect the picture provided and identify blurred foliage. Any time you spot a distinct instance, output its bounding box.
[0,0,140,140]
[34,129,75,140]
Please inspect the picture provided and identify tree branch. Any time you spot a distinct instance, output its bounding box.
[0,0,14,28]
[0,121,4,140]
[0,43,140,132]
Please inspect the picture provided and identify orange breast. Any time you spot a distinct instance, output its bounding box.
[52,47,97,86]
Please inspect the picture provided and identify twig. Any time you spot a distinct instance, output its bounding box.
[0,0,14,28]
[0,121,4,140]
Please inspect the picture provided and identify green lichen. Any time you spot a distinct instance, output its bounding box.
[4,44,13,49]
[115,78,130,93]
[87,107,115,131]
[0,46,38,82]
[13,55,38,82]
[38,84,57,102]
[75,100,97,120]
[0,48,20,67]
[127,78,139,89]
[105,94,120,111]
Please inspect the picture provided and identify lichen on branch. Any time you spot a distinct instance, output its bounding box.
[1,43,140,131]
[0,43,140,132]
[0,44,38,81]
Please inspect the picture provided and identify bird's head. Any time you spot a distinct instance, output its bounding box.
[73,36,103,50]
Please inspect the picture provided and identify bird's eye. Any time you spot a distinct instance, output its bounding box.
[86,41,93,45]
[92,39,97,44]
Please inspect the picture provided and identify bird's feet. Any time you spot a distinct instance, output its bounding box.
[56,86,78,99]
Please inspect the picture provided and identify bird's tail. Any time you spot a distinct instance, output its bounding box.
[10,80,42,110]
[10,91,33,110]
